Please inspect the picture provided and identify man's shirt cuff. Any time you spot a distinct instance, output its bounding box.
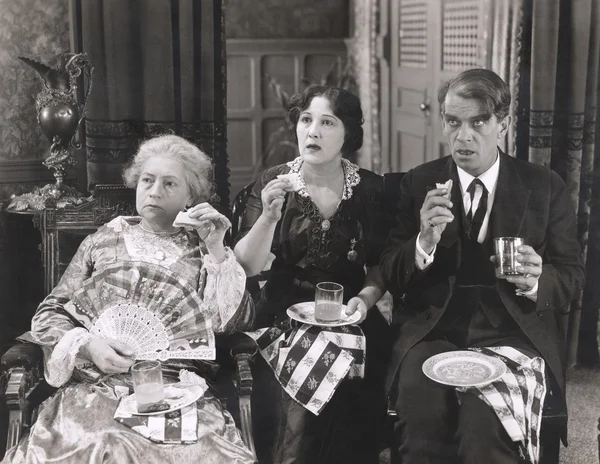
[415,232,436,270]
[516,281,538,302]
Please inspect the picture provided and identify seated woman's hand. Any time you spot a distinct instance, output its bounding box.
[79,337,135,374]
[345,296,369,324]
[261,178,292,222]
[186,202,232,261]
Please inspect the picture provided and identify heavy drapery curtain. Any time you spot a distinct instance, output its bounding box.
[527,0,600,368]
[494,0,600,368]
[348,0,381,173]
[72,0,229,209]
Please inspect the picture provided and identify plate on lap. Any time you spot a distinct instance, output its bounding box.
[422,350,507,387]
[119,383,206,416]
[286,301,360,327]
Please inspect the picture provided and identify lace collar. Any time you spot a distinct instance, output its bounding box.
[285,157,361,200]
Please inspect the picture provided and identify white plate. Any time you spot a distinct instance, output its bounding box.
[286,301,361,327]
[422,350,507,387]
[119,383,206,416]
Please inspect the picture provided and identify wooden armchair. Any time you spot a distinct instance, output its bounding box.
[0,185,257,461]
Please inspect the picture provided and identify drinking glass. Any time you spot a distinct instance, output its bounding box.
[494,237,525,278]
[131,360,165,408]
[315,282,344,322]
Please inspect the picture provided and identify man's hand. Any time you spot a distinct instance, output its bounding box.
[79,338,135,374]
[345,296,368,324]
[490,245,542,292]
[419,187,454,253]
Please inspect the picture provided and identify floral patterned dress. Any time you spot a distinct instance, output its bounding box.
[236,158,391,464]
[2,217,255,464]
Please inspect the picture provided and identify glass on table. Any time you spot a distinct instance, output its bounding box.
[131,360,165,410]
[315,282,344,323]
[494,237,525,278]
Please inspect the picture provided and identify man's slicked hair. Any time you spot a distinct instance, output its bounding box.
[438,68,511,121]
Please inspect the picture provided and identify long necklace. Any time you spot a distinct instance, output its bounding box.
[138,221,182,236]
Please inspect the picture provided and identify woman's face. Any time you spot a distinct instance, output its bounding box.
[296,96,346,167]
[135,156,192,230]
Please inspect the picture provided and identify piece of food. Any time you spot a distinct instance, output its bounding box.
[436,179,453,199]
[277,172,303,192]
[137,400,170,414]
[173,211,210,229]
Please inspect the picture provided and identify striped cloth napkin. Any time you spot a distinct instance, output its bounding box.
[457,346,547,464]
[245,324,365,415]
[114,403,199,443]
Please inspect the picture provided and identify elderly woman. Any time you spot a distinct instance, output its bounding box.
[2,135,255,464]
[234,86,390,463]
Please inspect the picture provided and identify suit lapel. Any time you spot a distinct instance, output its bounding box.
[490,152,530,239]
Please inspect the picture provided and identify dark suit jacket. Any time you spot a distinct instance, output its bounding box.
[380,152,584,408]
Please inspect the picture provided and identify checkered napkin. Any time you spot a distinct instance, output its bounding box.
[245,324,365,415]
[114,403,199,443]
[457,346,547,464]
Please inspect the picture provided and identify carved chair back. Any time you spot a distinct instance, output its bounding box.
[39,184,135,294]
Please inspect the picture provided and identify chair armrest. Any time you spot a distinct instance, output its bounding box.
[1,343,43,372]
[233,348,257,460]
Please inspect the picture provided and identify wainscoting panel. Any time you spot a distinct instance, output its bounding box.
[226,39,347,201]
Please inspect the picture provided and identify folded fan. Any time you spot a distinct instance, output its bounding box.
[63,261,216,360]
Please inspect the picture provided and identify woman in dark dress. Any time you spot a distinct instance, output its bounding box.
[234,86,390,463]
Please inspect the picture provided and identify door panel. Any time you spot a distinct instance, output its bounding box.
[389,0,434,173]
[382,0,491,174]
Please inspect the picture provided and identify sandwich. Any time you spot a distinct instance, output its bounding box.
[173,211,214,240]
[436,179,453,199]
[276,172,303,192]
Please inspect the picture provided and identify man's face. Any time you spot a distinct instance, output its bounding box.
[441,91,510,177]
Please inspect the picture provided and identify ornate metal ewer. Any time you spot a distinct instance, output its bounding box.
[8,53,94,211]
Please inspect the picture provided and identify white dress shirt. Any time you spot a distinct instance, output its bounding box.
[414,152,538,300]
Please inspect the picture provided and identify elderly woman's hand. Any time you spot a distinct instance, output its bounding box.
[261,178,292,222]
[186,203,232,261]
[79,337,135,374]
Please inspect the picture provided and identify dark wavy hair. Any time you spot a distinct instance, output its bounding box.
[287,85,364,154]
[438,68,511,121]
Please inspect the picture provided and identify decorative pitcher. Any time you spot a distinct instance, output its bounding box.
[17,53,94,205]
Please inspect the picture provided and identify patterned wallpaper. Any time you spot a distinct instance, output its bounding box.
[225,0,349,38]
[0,0,69,162]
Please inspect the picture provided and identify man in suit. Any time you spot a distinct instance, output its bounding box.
[380,68,584,463]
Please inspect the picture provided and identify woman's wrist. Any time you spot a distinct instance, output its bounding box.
[77,335,95,361]
[355,292,373,311]
[205,244,227,263]
[259,211,280,226]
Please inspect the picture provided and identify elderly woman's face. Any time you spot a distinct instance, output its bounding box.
[136,156,192,229]
[296,96,345,166]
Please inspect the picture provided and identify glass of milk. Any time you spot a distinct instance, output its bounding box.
[132,360,165,409]
[315,282,344,323]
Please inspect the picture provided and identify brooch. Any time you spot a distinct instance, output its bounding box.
[347,238,358,262]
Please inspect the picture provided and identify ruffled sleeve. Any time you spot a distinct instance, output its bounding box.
[18,234,96,387]
[201,247,255,333]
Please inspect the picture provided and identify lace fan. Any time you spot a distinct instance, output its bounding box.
[63,261,216,360]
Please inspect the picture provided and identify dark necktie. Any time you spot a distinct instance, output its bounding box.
[467,178,488,241]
